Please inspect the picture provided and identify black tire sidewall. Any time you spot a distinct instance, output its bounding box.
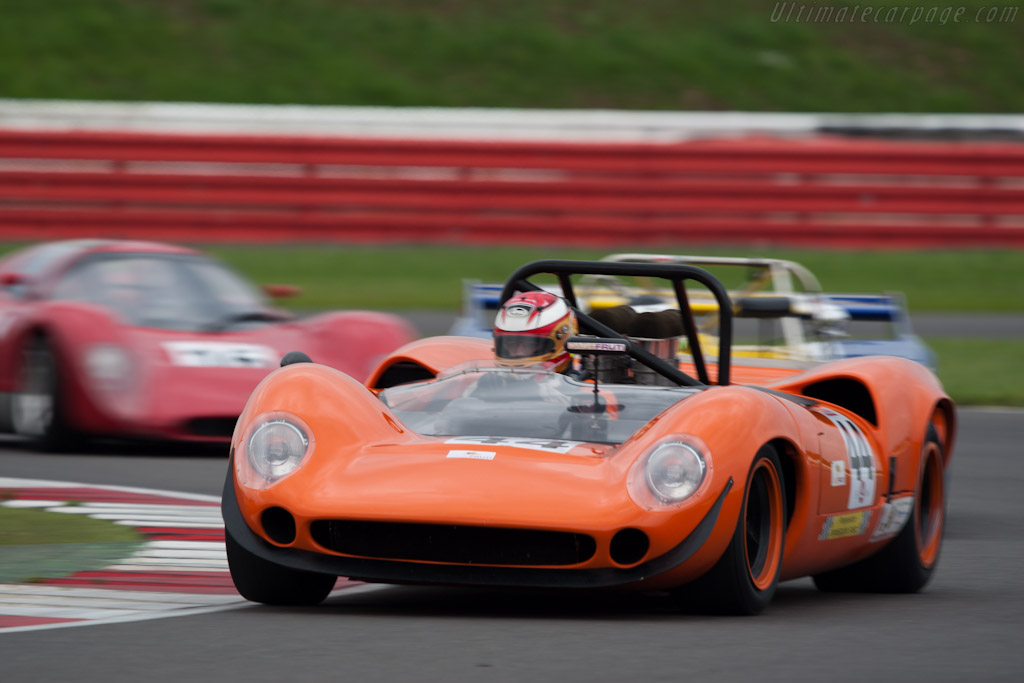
[677,444,787,616]
[727,444,787,614]
[225,530,335,606]
[881,426,946,590]
[13,336,71,451]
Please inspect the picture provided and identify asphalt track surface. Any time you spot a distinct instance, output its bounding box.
[0,407,1021,683]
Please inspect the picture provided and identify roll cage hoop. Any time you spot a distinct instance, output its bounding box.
[499,260,732,387]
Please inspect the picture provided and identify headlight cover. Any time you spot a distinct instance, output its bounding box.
[236,412,314,490]
[84,344,133,392]
[628,435,711,511]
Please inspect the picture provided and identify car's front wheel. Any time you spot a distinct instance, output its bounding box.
[225,531,337,606]
[11,336,73,451]
[674,444,787,615]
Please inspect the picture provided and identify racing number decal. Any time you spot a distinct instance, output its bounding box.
[161,342,276,368]
[445,436,582,454]
[817,408,877,510]
[839,420,876,509]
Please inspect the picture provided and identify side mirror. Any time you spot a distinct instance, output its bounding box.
[281,351,313,366]
[262,283,302,299]
[1,272,25,287]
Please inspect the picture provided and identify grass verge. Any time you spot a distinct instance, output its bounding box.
[0,505,143,546]
[0,505,145,583]
[2,1,1022,112]
[204,244,1024,313]
[928,338,1024,407]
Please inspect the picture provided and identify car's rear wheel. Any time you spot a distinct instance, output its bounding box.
[813,424,946,593]
[675,444,787,615]
[11,336,73,451]
[225,530,337,606]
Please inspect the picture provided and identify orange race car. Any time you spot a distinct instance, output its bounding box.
[222,260,956,615]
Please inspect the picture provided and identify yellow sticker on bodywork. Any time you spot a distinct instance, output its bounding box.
[819,510,871,540]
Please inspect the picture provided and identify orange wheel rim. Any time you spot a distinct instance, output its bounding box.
[931,411,950,453]
[915,444,944,568]
[744,459,784,590]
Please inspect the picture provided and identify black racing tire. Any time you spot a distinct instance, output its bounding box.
[225,530,336,606]
[10,336,74,452]
[813,425,946,594]
[674,444,787,616]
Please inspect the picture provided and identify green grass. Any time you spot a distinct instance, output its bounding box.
[1,1,1022,112]
[0,505,143,546]
[928,339,1024,406]
[0,506,146,583]
[202,245,1024,313]
[4,243,1020,313]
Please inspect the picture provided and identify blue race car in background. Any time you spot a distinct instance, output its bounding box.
[452,253,935,370]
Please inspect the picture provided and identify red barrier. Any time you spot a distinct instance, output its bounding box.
[1,129,1022,247]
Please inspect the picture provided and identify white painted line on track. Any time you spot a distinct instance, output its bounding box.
[99,564,229,573]
[0,598,253,634]
[104,557,229,569]
[2,499,68,508]
[0,582,389,635]
[148,541,226,550]
[110,520,226,528]
[125,547,227,559]
[48,504,223,515]
[51,510,224,522]
[1,584,240,604]
[0,477,223,502]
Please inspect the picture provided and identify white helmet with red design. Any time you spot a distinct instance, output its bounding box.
[494,291,578,371]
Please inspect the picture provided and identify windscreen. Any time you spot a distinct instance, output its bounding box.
[379,362,698,445]
[50,253,285,331]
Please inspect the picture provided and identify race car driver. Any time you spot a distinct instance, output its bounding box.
[493,291,580,374]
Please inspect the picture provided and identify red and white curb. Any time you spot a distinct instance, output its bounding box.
[0,477,364,634]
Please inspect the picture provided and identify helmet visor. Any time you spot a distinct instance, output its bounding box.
[495,335,555,360]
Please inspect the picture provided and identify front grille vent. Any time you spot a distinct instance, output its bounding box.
[310,520,596,566]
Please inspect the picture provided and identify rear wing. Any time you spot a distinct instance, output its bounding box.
[597,253,823,293]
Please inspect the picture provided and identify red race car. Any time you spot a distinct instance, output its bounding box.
[0,239,415,450]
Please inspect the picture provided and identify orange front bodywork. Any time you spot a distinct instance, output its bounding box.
[228,364,745,588]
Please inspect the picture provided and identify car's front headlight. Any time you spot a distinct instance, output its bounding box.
[628,435,711,510]
[236,412,314,490]
[84,344,133,392]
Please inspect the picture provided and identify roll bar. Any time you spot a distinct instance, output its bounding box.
[499,260,732,386]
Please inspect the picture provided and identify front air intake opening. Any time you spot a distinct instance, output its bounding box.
[261,507,297,545]
[609,528,650,566]
[310,520,597,566]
